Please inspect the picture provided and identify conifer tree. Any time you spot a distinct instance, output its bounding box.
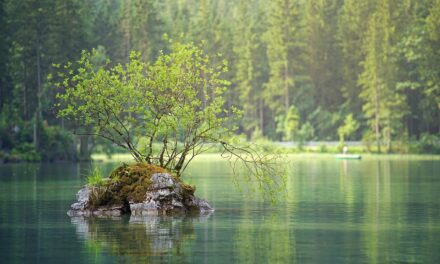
[264,0,302,139]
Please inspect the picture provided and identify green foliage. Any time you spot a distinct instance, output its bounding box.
[282,106,300,141]
[416,134,440,154]
[231,1,264,137]
[338,114,360,144]
[295,122,315,150]
[56,40,286,200]
[11,143,41,162]
[55,41,233,173]
[264,0,301,116]
[358,0,409,153]
[319,144,328,153]
[1,0,440,160]
[362,131,376,153]
[86,166,105,187]
[308,107,340,140]
[38,123,75,161]
[0,111,14,150]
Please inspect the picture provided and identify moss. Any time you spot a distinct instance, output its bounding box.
[180,182,196,200]
[88,185,113,209]
[87,162,195,210]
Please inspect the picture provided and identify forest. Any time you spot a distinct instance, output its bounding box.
[0,0,439,161]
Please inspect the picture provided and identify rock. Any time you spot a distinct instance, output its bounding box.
[67,172,214,217]
[68,186,124,217]
[185,196,214,213]
[70,186,91,211]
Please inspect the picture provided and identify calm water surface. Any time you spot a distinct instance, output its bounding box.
[1,155,439,263]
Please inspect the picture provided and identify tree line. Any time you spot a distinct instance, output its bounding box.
[0,0,439,160]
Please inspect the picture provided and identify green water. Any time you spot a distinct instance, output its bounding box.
[0,155,439,263]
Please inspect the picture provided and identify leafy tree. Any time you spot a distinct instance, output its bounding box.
[296,122,315,149]
[54,41,286,197]
[2,0,440,156]
[338,113,359,145]
[277,105,300,141]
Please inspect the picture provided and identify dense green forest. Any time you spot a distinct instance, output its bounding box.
[0,0,439,161]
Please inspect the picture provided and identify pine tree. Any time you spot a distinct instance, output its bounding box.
[424,0,440,132]
[338,0,373,116]
[264,0,301,116]
[303,0,344,112]
[232,0,267,137]
[359,0,407,152]
[130,0,164,60]
[0,0,10,111]
[263,0,303,139]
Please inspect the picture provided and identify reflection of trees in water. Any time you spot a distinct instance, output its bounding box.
[234,207,296,263]
[71,214,212,262]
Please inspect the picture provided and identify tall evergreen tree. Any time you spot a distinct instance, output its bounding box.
[0,0,11,111]
[304,0,344,112]
[232,0,267,137]
[359,0,407,152]
[264,0,303,139]
[338,0,372,116]
[264,0,300,116]
[119,0,164,61]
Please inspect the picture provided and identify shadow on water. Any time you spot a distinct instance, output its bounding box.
[70,213,212,262]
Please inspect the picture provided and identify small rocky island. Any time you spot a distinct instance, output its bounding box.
[68,163,214,217]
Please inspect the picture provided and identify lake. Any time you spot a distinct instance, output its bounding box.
[1,155,439,263]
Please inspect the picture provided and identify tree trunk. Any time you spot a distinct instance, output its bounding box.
[386,118,392,153]
[374,76,381,153]
[36,44,42,120]
[79,135,90,161]
[34,51,41,148]
[123,0,132,62]
[438,110,440,134]
[23,63,27,119]
[259,98,264,134]
[284,59,289,115]
[33,112,37,147]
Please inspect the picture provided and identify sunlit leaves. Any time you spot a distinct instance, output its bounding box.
[54,41,286,201]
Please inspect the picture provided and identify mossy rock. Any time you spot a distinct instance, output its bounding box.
[88,163,195,210]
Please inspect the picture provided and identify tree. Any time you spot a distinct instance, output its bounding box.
[423,0,440,132]
[119,0,164,62]
[338,113,359,145]
[303,0,343,112]
[263,0,303,140]
[232,0,267,137]
[338,0,372,115]
[277,105,300,141]
[358,0,407,153]
[54,41,286,197]
[0,0,10,112]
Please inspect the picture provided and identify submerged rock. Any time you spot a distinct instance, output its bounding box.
[68,166,214,217]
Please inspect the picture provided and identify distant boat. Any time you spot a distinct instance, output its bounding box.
[335,154,362,160]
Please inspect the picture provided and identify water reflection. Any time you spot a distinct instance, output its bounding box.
[1,158,439,263]
[70,213,212,262]
[234,211,296,263]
